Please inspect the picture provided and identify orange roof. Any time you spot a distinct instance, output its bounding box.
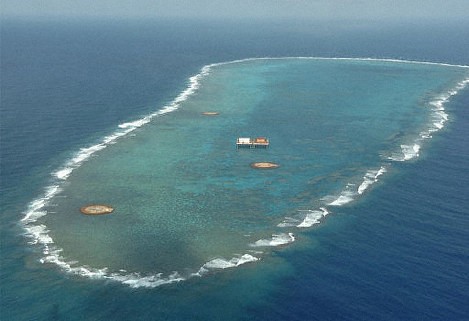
[254,137,268,143]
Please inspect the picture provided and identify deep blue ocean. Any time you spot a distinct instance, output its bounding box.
[1,18,469,320]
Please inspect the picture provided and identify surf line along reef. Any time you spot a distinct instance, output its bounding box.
[21,57,469,288]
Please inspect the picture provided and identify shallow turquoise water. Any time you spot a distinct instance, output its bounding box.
[29,58,468,285]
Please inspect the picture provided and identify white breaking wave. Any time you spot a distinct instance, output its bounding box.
[313,167,386,206]
[277,216,301,228]
[250,233,295,247]
[403,144,421,161]
[110,271,185,288]
[388,76,469,162]
[277,208,329,229]
[357,166,387,195]
[20,57,469,288]
[388,143,421,162]
[297,208,329,228]
[105,253,260,288]
[326,187,357,206]
[200,254,260,270]
[52,67,208,181]
[290,166,387,228]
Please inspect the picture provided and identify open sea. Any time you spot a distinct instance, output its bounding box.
[1,18,469,320]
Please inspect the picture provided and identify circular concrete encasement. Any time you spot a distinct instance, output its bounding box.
[250,162,280,169]
[201,112,219,116]
[80,205,114,215]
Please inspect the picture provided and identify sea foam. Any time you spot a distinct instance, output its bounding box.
[326,187,357,206]
[297,208,329,228]
[291,166,387,229]
[202,254,260,270]
[389,76,469,162]
[357,167,387,195]
[250,233,296,247]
